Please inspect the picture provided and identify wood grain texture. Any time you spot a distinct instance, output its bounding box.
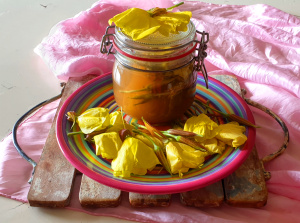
[180,181,224,208]
[27,75,97,207]
[223,147,268,208]
[129,193,171,207]
[79,175,122,208]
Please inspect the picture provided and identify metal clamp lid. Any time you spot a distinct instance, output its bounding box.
[194,30,209,88]
[100,25,115,55]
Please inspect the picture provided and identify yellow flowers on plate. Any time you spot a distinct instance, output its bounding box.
[184,114,247,149]
[215,122,247,148]
[94,132,122,159]
[201,138,226,154]
[166,142,206,177]
[67,106,250,178]
[108,2,192,40]
[77,107,110,134]
[111,137,160,178]
[184,113,218,142]
[105,110,132,133]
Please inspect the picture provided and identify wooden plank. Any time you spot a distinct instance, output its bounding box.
[27,75,97,207]
[129,193,171,207]
[180,181,224,208]
[223,147,268,208]
[79,175,122,208]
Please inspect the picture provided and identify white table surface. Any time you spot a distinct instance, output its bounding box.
[1,0,299,222]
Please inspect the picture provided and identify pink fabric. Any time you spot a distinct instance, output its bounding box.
[0,100,60,201]
[1,0,300,222]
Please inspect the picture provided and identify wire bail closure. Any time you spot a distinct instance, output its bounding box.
[194,30,209,88]
[100,25,116,55]
[100,26,209,88]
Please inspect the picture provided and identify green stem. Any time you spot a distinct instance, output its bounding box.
[167,2,184,11]
[132,122,145,130]
[133,129,159,150]
[132,122,162,138]
[67,131,84,136]
[162,132,180,141]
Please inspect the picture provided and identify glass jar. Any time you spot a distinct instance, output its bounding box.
[100,21,209,124]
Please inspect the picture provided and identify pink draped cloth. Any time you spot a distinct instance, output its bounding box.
[1,0,300,222]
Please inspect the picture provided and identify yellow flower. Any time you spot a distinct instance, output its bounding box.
[105,110,132,133]
[109,8,161,41]
[94,132,122,159]
[111,137,160,178]
[109,111,123,126]
[155,12,191,36]
[166,141,206,177]
[215,122,247,148]
[77,107,110,134]
[108,3,191,41]
[201,138,226,154]
[184,114,218,142]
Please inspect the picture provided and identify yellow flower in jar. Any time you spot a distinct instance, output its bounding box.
[111,137,160,178]
[215,122,247,148]
[184,114,218,142]
[166,141,206,177]
[108,2,191,41]
[77,107,110,134]
[94,132,122,159]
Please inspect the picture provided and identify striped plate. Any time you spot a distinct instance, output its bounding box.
[56,72,255,194]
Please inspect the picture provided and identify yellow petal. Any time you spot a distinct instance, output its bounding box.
[166,141,206,176]
[109,8,161,41]
[109,8,191,41]
[94,132,122,159]
[105,110,131,133]
[111,137,160,178]
[184,114,218,142]
[215,122,247,147]
[201,138,226,154]
[156,11,192,36]
[109,111,123,126]
[77,107,110,134]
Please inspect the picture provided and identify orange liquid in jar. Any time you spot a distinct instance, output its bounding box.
[113,60,197,123]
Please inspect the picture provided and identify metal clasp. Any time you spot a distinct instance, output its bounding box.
[194,31,209,88]
[100,26,115,55]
